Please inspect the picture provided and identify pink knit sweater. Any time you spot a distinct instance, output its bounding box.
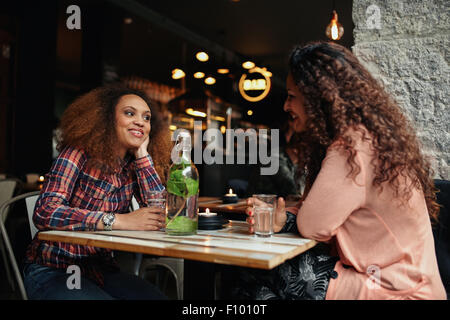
[292,126,446,299]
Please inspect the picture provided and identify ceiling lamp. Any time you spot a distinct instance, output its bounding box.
[196,51,209,62]
[242,61,255,69]
[172,68,185,80]
[217,68,229,74]
[204,77,216,85]
[186,108,206,118]
[211,115,226,122]
[194,72,205,79]
[325,10,344,41]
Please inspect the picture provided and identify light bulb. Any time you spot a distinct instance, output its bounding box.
[172,68,185,79]
[325,10,344,41]
[242,61,255,69]
[204,77,216,85]
[186,108,206,118]
[196,52,209,62]
[194,72,205,79]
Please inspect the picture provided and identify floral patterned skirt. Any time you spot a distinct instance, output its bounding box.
[219,244,339,300]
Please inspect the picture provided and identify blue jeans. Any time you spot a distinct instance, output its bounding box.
[23,263,167,300]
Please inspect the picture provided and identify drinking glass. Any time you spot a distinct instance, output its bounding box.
[146,190,167,230]
[252,194,277,237]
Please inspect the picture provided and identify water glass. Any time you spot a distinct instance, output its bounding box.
[146,190,167,211]
[146,190,167,230]
[252,194,277,237]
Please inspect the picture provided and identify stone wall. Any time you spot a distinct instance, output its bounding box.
[352,0,449,179]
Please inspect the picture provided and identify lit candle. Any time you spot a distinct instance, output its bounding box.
[226,188,236,196]
[199,208,217,217]
[222,188,238,203]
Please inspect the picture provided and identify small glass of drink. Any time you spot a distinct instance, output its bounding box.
[252,194,277,237]
[146,190,167,230]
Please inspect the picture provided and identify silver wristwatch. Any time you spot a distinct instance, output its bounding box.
[102,213,116,231]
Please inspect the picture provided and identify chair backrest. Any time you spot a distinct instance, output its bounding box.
[131,196,139,211]
[25,194,40,238]
[0,179,19,223]
[0,191,40,300]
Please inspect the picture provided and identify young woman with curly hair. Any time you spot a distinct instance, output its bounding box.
[233,41,446,300]
[23,84,172,299]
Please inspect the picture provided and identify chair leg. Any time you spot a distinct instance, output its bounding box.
[139,258,184,300]
[0,236,16,292]
[133,253,143,276]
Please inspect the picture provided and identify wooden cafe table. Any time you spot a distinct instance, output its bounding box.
[38,221,316,299]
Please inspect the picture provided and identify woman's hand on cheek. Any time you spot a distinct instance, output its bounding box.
[134,135,150,159]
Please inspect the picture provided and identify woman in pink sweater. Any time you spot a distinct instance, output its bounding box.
[240,41,446,300]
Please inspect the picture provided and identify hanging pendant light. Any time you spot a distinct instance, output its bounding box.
[325,10,344,41]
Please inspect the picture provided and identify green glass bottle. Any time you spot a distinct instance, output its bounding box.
[165,131,199,235]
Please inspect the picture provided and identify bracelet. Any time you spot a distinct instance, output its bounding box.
[277,211,298,234]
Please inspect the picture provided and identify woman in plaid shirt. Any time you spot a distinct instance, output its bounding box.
[23,84,172,299]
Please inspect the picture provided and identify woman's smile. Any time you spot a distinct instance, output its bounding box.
[128,128,144,138]
[283,73,308,133]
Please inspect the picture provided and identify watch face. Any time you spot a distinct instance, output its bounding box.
[103,213,115,225]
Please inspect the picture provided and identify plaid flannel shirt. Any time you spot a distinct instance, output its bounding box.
[24,146,164,286]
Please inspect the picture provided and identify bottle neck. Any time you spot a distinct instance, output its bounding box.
[180,147,191,163]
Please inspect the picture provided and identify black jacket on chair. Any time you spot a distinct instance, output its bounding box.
[432,179,450,298]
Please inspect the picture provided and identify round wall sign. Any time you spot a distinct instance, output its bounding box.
[238,67,271,102]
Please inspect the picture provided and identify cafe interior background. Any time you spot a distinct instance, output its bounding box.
[1,0,448,299]
[0,0,355,196]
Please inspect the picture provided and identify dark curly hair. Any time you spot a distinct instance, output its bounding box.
[57,84,172,183]
[288,41,439,223]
